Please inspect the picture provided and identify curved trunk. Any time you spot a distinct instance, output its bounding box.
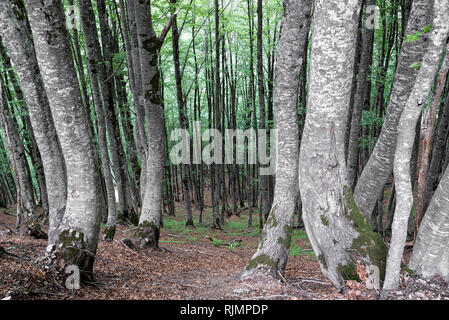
[243,0,312,278]
[299,0,387,290]
[0,1,67,243]
[353,0,434,221]
[26,0,104,278]
[384,0,449,290]
[410,166,449,280]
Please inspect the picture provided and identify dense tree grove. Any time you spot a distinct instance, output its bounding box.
[1,0,449,295]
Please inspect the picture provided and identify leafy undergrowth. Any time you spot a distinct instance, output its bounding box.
[1,206,448,300]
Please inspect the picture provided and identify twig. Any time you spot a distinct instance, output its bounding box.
[278,271,289,284]
[290,276,331,286]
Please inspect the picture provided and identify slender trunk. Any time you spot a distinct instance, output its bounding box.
[347,0,375,188]
[354,0,434,222]
[243,0,312,278]
[384,1,449,290]
[78,0,117,240]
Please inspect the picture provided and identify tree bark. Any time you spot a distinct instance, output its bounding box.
[26,0,104,279]
[243,0,312,278]
[346,0,375,188]
[134,0,167,249]
[78,0,118,240]
[353,0,434,222]
[299,0,387,289]
[383,0,449,290]
[0,1,67,243]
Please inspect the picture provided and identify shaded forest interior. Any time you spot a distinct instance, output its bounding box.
[1,0,449,300]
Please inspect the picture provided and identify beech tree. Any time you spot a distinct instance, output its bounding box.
[243,0,312,277]
[25,0,104,278]
[384,0,449,290]
[353,0,434,224]
[299,0,387,289]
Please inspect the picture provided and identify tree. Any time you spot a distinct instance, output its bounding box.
[134,0,177,248]
[383,0,449,290]
[25,0,104,279]
[299,0,387,289]
[346,0,375,188]
[78,0,117,240]
[0,0,67,241]
[243,0,312,278]
[353,0,434,224]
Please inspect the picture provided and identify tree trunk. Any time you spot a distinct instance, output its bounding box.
[346,0,375,188]
[383,1,449,290]
[243,0,312,278]
[26,0,104,279]
[299,0,387,290]
[353,0,434,222]
[78,0,118,241]
[0,1,67,243]
[0,81,36,223]
[134,0,167,249]
[415,48,449,236]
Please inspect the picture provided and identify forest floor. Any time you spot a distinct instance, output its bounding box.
[1,204,449,300]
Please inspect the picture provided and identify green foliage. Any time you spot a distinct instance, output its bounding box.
[405,24,432,43]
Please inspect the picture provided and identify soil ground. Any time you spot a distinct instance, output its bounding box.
[1,202,448,300]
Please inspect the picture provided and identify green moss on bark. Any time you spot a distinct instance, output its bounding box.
[344,186,387,280]
[318,254,328,270]
[320,215,330,227]
[136,221,160,249]
[277,225,293,250]
[246,254,277,271]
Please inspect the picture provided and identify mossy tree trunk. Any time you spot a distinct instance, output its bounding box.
[26,0,104,279]
[299,0,387,290]
[134,0,176,248]
[242,0,312,278]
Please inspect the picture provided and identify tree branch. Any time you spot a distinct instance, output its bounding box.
[158,5,181,44]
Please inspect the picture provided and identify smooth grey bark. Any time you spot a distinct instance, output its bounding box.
[299,0,386,289]
[78,0,117,240]
[256,0,270,223]
[134,0,166,248]
[410,165,449,280]
[383,0,449,290]
[117,0,142,215]
[128,0,148,203]
[353,0,434,221]
[0,1,67,243]
[26,0,104,278]
[242,0,312,278]
[346,0,375,188]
